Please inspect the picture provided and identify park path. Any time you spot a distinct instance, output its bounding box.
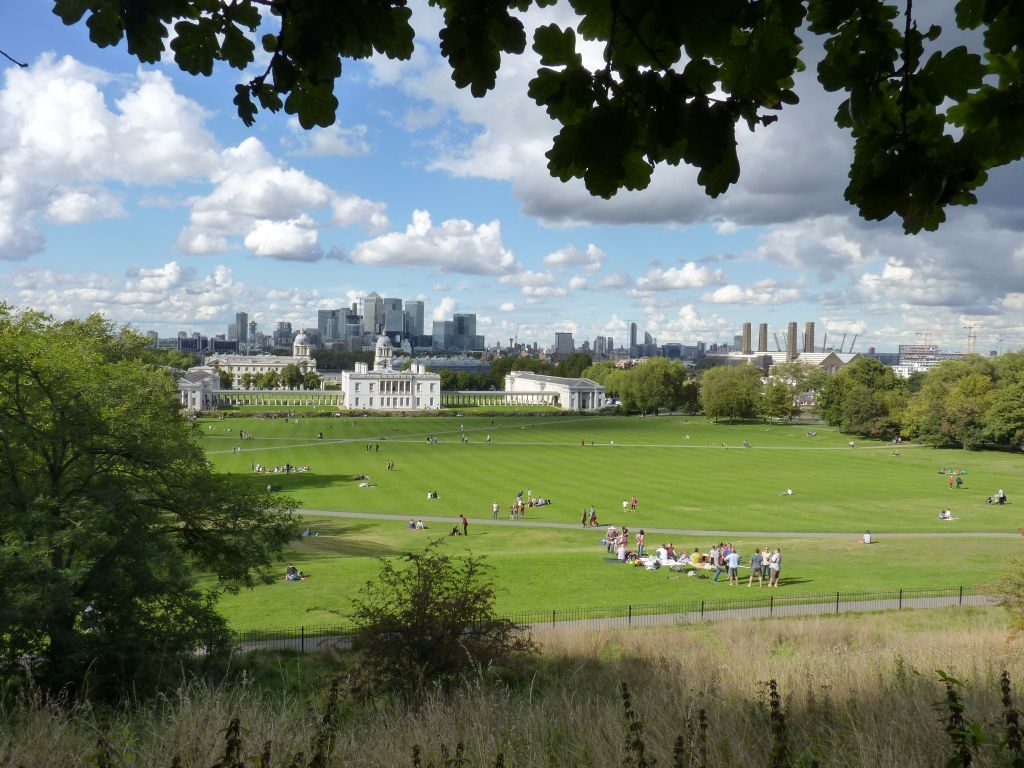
[233,593,996,654]
[299,508,1021,539]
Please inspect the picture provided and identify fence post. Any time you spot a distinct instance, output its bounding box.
[770,595,774,616]
[836,591,840,614]
[628,605,632,627]
[552,609,556,627]
[959,585,963,606]
[700,600,705,620]
[301,626,305,653]
[898,589,903,610]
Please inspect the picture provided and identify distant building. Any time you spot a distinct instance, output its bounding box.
[554,332,575,357]
[504,371,606,411]
[206,331,317,388]
[340,336,441,410]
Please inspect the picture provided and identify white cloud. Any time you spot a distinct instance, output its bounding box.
[634,262,727,292]
[568,275,588,290]
[498,302,517,312]
[0,54,218,260]
[499,270,567,298]
[597,272,632,289]
[243,215,322,261]
[285,118,371,156]
[331,195,389,230]
[351,210,519,275]
[702,283,800,305]
[543,243,605,273]
[46,188,125,224]
[432,296,457,321]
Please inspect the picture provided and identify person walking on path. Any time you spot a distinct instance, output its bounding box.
[581,508,588,527]
[460,515,469,536]
[491,501,499,520]
[748,548,764,587]
[768,548,782,587]
[711,545,722,582]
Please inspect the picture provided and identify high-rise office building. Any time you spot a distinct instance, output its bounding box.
[235,312,248,344]
[273,321,293,348]
[404,300,425,339]
[630,322,638,350]
[359,292,384,335]
[318,309,344,343]
[554,332,575,356]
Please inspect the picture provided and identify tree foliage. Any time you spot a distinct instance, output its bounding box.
[0,307,298,693]
[700,364,763,422]
[348,541,536,697]
[53,0,1024,232]
[816,357,906,437]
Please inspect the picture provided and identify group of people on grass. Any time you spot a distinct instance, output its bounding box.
[253,462,310,474]
[602,535,783,587]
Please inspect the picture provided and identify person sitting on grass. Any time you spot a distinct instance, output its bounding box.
[939,509,954,520]
[779,488,793,496]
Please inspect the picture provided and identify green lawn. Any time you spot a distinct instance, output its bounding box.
[200,414,1024,631]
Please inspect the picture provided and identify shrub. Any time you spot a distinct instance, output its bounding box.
[347,541,536,697]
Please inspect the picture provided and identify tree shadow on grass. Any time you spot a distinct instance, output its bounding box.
[232,472,373,493]
[284,522,419,560]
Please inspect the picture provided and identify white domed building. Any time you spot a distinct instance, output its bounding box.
[341,335,441,410]
[206,330,318,389]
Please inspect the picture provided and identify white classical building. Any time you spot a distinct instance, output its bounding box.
[207,331,317,388]
[178,366,221,412]
[504,371,607,411]
[340,335,442,410]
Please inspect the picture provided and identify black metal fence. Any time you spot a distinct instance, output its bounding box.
[231,585,987,653]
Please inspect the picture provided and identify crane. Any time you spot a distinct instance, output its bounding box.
[915,330,938,349]
[839,333,847,353]
[773,331,782,352]
[848,334,858,353]
[963,324,977,354]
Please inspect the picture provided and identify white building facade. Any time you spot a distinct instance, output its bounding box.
[206,331,317,388]
[503,371,606,411]
[340,336,442,411]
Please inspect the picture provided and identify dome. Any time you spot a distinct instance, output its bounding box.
[294,331,309,345]
[375,335,392,349]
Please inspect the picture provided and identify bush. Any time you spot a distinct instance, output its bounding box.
[348,541,536,697]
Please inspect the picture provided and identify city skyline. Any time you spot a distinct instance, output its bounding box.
[2,3,1024,353]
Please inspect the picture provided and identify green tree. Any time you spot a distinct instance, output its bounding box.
[817,357,905,436]
[554,352,592,379]
[904,358,994,447]
[256,370,280,389]
[218,369,235,389]
[348,542,536,697]
[0,308,297,693]
[985,383,1024,449]
[279,363,304,389]
[760,378,798,421]
[239,372,255,390]
[302,370,321,390]
[700,364,762,422]
[55,0,1024,232]
[628,357,690,414]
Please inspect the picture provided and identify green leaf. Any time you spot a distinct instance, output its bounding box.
[284,79,339,129]
[533,24,581,67]
[221,23,256,70]
[52,0,93,25]
[85,4,124,48]
[171,19,218,76]
[233,84,257,127]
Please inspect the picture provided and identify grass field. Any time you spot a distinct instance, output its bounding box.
[200,413,1024,631]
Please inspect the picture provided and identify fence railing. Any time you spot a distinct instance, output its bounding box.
[230,585,987,653]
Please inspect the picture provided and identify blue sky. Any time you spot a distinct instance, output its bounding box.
[2,1,1023,353]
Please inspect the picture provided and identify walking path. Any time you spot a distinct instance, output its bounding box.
[234,593,996,654]
[300,508,1020,539]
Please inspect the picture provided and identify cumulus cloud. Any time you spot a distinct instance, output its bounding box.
[432,296,457,321]
[243,215,322,261]
[351,210,519,275]
[702,282,800,305]
[634,262,727,292]
[543,243,605,273]
[284,118,371,156]
[498,302,517,312]
[499,270,567,298]
[0,54,218,260]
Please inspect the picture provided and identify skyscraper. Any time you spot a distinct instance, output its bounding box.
[404,300,425,339]
[555,332,575,356]
[318,309,343,343]
[630,322,638,350]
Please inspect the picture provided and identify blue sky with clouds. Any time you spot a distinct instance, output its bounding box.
[2,1,1023,353]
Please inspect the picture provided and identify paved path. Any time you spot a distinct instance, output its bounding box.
[299,508,1021,539]
[234,593,996,653]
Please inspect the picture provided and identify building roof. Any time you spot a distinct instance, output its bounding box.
[509,371,604,389]
[178,367,218,384]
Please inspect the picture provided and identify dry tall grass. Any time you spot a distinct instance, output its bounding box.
[2,607,1021,767]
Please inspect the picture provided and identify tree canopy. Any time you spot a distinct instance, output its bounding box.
[0,307,298,693]
[53,0,1024,233]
